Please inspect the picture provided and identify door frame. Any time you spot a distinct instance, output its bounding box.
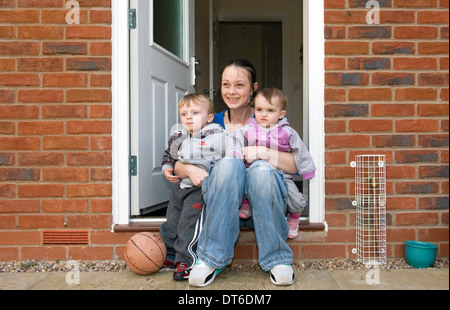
[111,0,325,227]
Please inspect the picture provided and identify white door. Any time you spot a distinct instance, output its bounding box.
[130,0,196,216]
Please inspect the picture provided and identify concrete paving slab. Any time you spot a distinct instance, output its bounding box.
[1,268,448,291]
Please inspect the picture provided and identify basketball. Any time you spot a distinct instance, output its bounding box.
[124,232,167,275]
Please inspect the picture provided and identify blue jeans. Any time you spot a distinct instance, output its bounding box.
[198,158,292,271]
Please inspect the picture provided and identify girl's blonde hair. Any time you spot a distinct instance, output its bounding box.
[179,94,215,115]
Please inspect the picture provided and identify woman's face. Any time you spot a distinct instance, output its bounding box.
[221,66,257,110]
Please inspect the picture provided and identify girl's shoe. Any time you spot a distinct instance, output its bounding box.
[239,200,251,219]
[287,215,300,239]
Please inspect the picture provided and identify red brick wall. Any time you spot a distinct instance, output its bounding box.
[0,0,448,262]
[323,0,449,259]
[0,0,118,261]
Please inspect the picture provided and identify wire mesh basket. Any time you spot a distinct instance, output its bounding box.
[351,155,387,267]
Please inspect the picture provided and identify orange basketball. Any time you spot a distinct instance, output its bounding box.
[124,232,167,275]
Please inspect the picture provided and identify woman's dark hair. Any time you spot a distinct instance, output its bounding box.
[220,59,258,121]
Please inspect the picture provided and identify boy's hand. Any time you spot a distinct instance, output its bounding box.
[163,168,180,183]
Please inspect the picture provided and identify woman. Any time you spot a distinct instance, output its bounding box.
[174,59,298,287]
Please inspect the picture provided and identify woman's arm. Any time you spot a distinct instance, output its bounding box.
[174,161,209,187]
[243,146,298,174]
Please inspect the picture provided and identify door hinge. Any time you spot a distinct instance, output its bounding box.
[129,156,137,176]
[129,9,136,29]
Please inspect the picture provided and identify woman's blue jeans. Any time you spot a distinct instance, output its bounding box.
[198,158,292,272]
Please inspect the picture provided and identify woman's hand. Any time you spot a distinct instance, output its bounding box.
[243,146,297,174]
[174,161,209,187]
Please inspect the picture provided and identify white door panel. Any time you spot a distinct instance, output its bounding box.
[130,0,195,215]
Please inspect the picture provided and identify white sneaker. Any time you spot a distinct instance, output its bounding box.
[188,259,226,287]
[269,264,295,286]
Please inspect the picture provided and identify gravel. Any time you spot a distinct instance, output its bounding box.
[0,258,448,273]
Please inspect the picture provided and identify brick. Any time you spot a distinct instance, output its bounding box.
[90,199,112,213]
[18,152,64,166]
[0,168,40,181]
[301,244,346,259]
[19,215,65,229]
[66,89,111,102]
[348,58,390,70]
[372,42,415,55]
[21,247,67,261]
[387,197,417,210]
[18,89,64,103]
[349,119,392,132]
[90,42,112,56]
[0,122,15,134]
[419,165,449,178]
[419,42,450,55]
[90,105,111,118]
[66,214,112,229]
[43,167,89,182]
[325,104,368,117]
[0,231,40,245]
[324,26,345,39]
[42,105,87,119]
[0,200,40,213]
[66,121,111,134]
[348,88,392,101]
[396,212,439,226]
[325,135,370,148]
[396,181,439,194]
[0,42,40,56]
[325,42,369,55]
[18,58,63,72]
[0,58,15,71]
[0,73,40,86]
[43,42,88,55]
[68,246,114,260]
[41,9,88,24]
[394,26,438,39]
[325,120,345,133]
[66,26,111,39]
[394,0,438,8]
[90,136,112,150]
[386,166,415,178]
[325,72,369,86]
[43,136,88,150]
[18,184,64,198]
[90,10,112,24]
[325,151,346,164]
[0,184,15,198]
[395,150,438,163]
[418,197,449,210]
[43,73,88,87]
[418,104,449,116]
[0,9,39,23]
[348,26,391,39]
[42,199,89,213]
[66,57,111,71]
[380,10,415,23]
[324,89,346,102]
[373,73,414,85]
[0,137,40,150]
[418,228,449,242]
[0,89,15,103]
[395,88,437,101]
[18,0,62,7]
[396,119,439,132]
[372,104,415,116]
[0,105,39,119]
[18,26,64,40]
[418,134,449,147]
[325,166,354,179]
[418,11,450,23]
[90,74,111,87]
[394,57,437,70]
[372,135,415,147]
[418,73,449,86]
[67,152,112,166]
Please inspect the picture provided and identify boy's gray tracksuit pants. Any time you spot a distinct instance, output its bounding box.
[160,185,205,268]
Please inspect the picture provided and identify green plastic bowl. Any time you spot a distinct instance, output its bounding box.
[404,241,437,269]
